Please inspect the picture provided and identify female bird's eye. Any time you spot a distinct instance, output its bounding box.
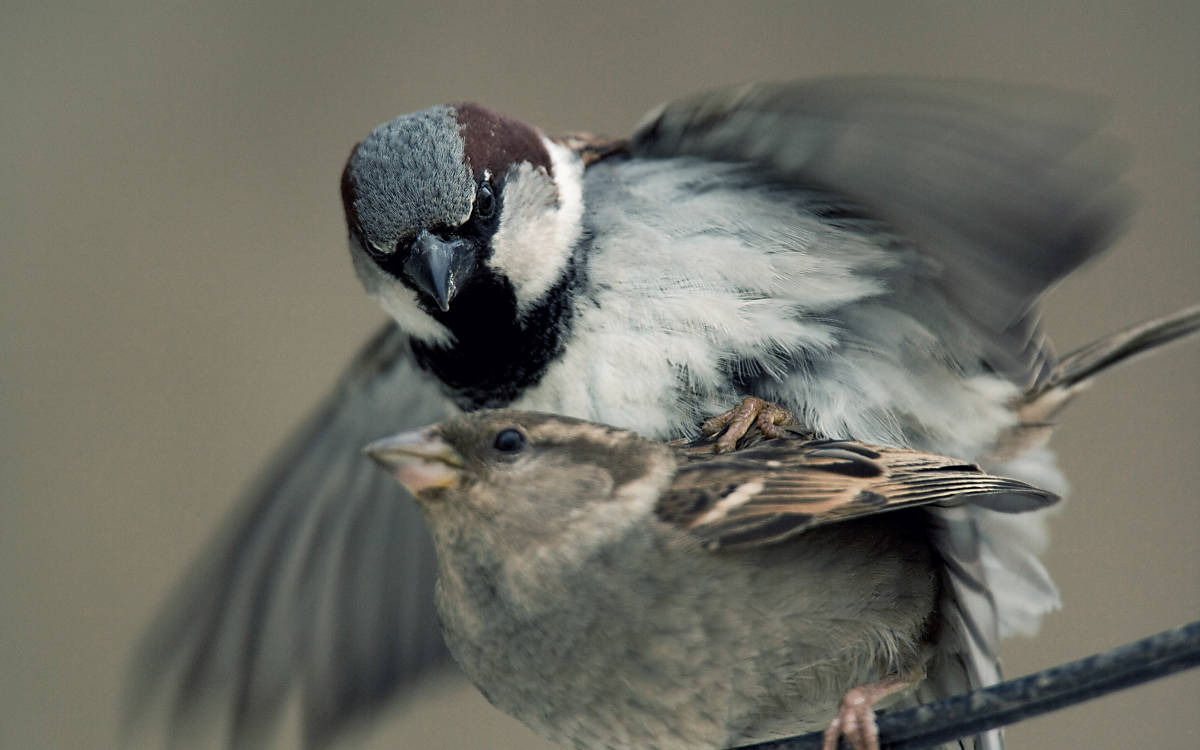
[492,428,526,454]
[475,181,497,221]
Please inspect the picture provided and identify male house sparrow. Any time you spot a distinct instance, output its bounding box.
[364,409,1060,750]
[129,78,1200,748]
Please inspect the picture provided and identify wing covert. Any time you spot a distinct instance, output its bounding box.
[661,435,1057,550]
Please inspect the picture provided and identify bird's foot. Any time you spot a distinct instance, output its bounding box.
[700,396,796,453]
[821,675,916,750]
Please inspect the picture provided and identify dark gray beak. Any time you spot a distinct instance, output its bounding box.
[403,229,476,312]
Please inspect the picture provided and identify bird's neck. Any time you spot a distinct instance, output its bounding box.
[410,261,581,411]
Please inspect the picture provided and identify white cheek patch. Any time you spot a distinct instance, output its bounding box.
[487,138,584,311]
[348,234,454,345]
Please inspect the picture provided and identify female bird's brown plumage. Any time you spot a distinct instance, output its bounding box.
[663,429,1057,550]
[366,410,1058,750]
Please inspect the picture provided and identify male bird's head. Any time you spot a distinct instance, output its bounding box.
[341,105,585,344]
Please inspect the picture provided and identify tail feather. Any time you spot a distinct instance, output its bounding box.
[1021,304,1200,423]
[989,305,1200,459]
[924,304,1196,750]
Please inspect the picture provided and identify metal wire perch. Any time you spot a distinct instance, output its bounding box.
[734,619,1200,750]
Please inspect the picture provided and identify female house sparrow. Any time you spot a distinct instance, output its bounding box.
[129,78,1199,748]
[364,410,1058,750]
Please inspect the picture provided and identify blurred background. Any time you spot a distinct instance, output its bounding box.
[2,2,1197,749]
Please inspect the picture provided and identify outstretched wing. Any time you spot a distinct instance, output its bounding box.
[660,434,1057,550]
[630,77,1129,389]
[126,323,451,749]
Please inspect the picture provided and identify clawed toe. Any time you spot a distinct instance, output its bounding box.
[822,687,880,750]
[821,675,916,750]
[700,396,796,452]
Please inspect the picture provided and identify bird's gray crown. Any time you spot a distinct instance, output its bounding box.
[342,106,476,250]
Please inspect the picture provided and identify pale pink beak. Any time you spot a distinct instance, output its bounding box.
[365,428,464,496]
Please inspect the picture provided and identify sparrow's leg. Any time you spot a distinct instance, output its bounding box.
[821,674,917,750]
[700,396,796,453]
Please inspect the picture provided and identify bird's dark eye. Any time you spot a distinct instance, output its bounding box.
[475,181,497,221]
[492,428,526,454]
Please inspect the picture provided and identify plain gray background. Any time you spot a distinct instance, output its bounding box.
[2,2,1197,749]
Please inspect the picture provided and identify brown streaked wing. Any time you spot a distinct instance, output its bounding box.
[658,438,1057,550]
